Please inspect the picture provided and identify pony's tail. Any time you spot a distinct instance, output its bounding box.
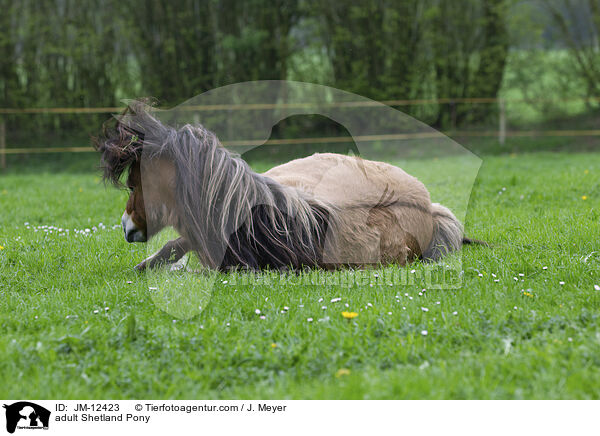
[422,203,464,262]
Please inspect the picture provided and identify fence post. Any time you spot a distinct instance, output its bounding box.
[0,118,6,170]
[498,98,506,146]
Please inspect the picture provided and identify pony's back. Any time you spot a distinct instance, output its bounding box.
[264,153,457,265]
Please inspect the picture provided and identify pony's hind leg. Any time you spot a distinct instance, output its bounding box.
[135,237,191,271]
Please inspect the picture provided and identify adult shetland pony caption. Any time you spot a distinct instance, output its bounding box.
[94,101,475,271]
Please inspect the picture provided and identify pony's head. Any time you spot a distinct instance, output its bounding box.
[93,100,165,243]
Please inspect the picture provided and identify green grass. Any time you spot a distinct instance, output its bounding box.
[1,151,600,399]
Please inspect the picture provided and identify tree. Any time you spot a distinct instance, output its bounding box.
[125,0,218,105]
[427,0,509,126]
[214,0,301,85]
[544,0,600,102]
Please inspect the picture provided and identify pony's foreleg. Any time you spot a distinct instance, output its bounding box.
[135,237,191,271]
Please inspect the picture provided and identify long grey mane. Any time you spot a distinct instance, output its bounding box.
[120,103,335,270]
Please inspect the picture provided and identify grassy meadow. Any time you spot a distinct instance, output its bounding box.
[1,150,599,399]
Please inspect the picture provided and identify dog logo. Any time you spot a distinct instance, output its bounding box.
[3,402,50,433]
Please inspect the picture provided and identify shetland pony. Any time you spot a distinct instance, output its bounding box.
[95,101,476,271]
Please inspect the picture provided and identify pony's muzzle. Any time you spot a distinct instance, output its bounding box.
[121,211,147,243]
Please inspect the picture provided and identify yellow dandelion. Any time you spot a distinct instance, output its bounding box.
[270,343,277,348]
[584,169,589,174]
[581,195,588,200]
[1,189,7,195]
[78,187,83,193]
[0,245,4,250]
[341,311,358,319]
[335,368,351,378]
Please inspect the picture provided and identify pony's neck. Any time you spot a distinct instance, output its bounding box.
[169,125,330,269]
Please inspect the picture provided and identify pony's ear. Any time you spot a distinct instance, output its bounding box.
[114,98,164,148]
[114,99,156,134]
[93,106,146,187]
[94,97,165,187]
[120,98,156,112]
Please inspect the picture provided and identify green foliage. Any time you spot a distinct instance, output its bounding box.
[1,0,599,150]
[502,0,600,122]
[544,0,600,98]
[0,1,513,126]
[427,0,509,125]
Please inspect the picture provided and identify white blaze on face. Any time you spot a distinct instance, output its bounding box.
[121,210,146,242]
